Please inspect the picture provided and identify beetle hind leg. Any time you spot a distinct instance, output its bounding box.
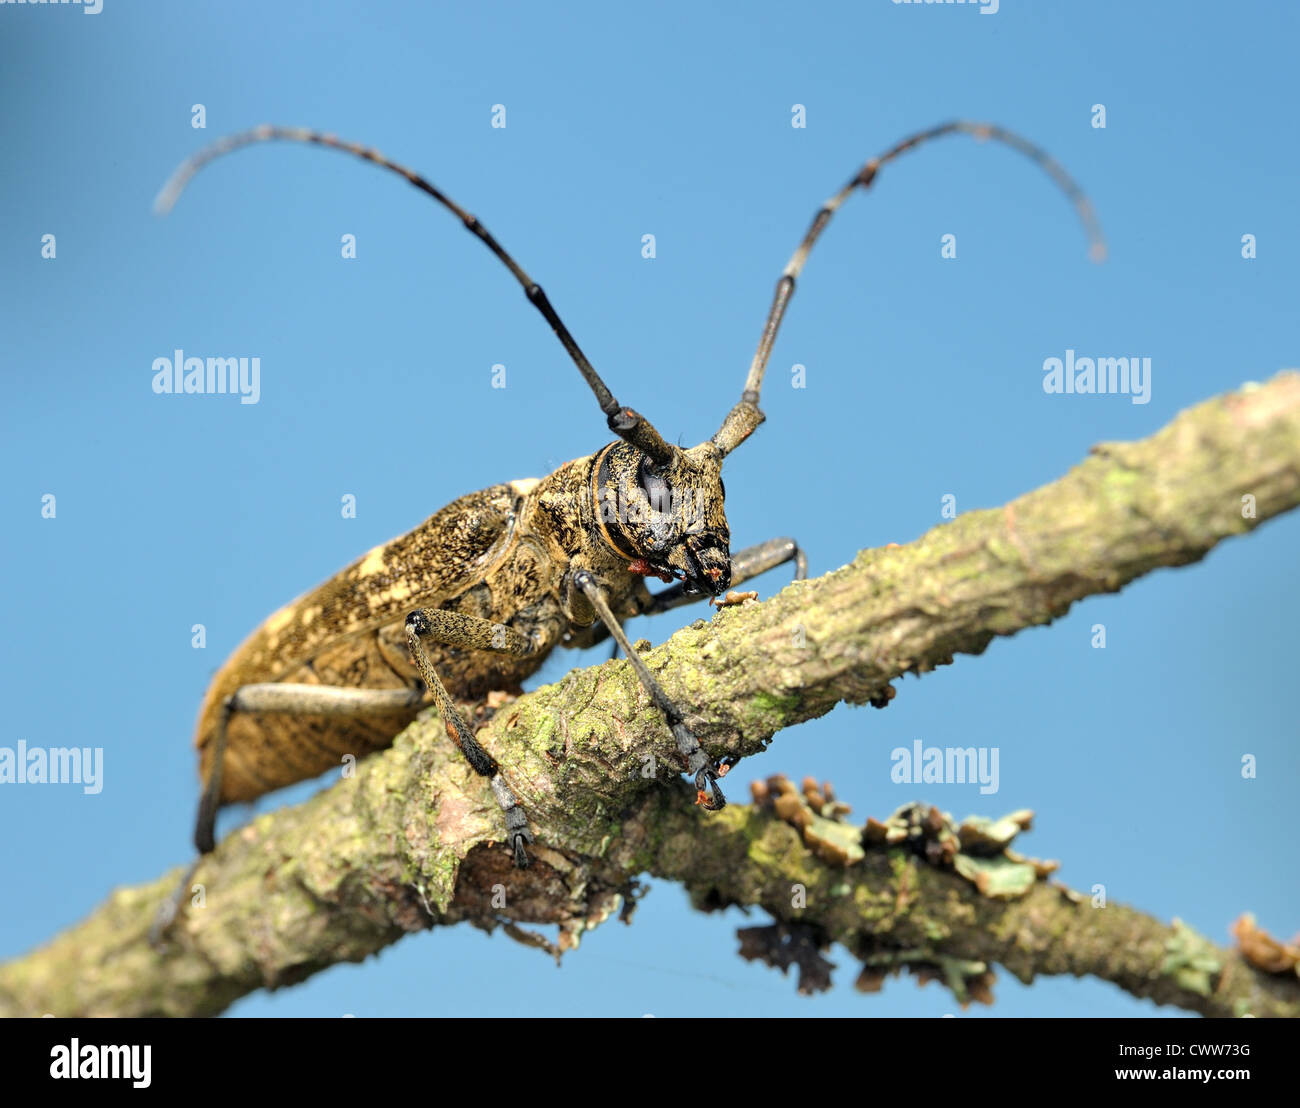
[150,682,424,948]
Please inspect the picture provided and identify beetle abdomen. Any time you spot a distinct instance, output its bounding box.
[194,482,528,802]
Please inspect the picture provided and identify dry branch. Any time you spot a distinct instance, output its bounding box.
[3,372,1298,1017]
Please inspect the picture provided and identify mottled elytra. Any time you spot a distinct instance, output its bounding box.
[148,121,1103,942]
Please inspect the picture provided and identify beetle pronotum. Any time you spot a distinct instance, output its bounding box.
[150,121,1103,939]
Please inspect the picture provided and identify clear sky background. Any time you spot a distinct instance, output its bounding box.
[2,1,1296,1018]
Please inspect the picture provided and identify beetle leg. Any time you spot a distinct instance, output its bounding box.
[646,536,807,617]
[572,569,729,810]
[151,682,423,947]
[585,536,807,647]
[404,609,539,869]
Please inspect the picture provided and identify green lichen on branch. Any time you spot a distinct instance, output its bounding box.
[753,772,1055,896]
[1,372,1298,1018]
[631,791,1299,1017]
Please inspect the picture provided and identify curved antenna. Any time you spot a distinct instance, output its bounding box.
[712,120,1107,456]
[155,125,675,465]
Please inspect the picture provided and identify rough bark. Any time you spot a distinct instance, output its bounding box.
[2,372,1298,1018]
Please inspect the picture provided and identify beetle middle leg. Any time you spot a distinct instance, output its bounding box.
[591,536,807,654]
[404,609,541,868]
[638,536,807,620]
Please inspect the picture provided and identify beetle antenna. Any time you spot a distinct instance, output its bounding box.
[712,120,1107,457]
[155,125,676,465]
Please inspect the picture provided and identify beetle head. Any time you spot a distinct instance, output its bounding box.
[592,440,731,597]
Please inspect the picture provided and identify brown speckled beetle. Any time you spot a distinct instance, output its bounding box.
[150,122,1102,940]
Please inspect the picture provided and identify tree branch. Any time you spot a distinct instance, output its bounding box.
[3,372,1298,1018]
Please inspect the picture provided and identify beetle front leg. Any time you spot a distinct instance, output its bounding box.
[583,536,807,649]
[572,569,729,810]
[404,609,540,867]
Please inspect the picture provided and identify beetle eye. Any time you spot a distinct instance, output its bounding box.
[639,456,671,513]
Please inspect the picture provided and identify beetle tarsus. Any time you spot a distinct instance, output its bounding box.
[694,765,727,811]
[148,857,201,948]
[505,806,534,868]
[684,741,728,810]
[148,898,179,950]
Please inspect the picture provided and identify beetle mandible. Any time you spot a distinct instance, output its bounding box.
[150,121,1103,938]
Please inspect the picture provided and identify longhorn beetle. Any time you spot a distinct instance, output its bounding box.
[149,120,1104,939]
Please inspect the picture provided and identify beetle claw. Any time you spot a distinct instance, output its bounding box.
[695,766,727,811]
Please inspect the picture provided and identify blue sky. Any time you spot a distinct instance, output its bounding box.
[2,1,1297,1017]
